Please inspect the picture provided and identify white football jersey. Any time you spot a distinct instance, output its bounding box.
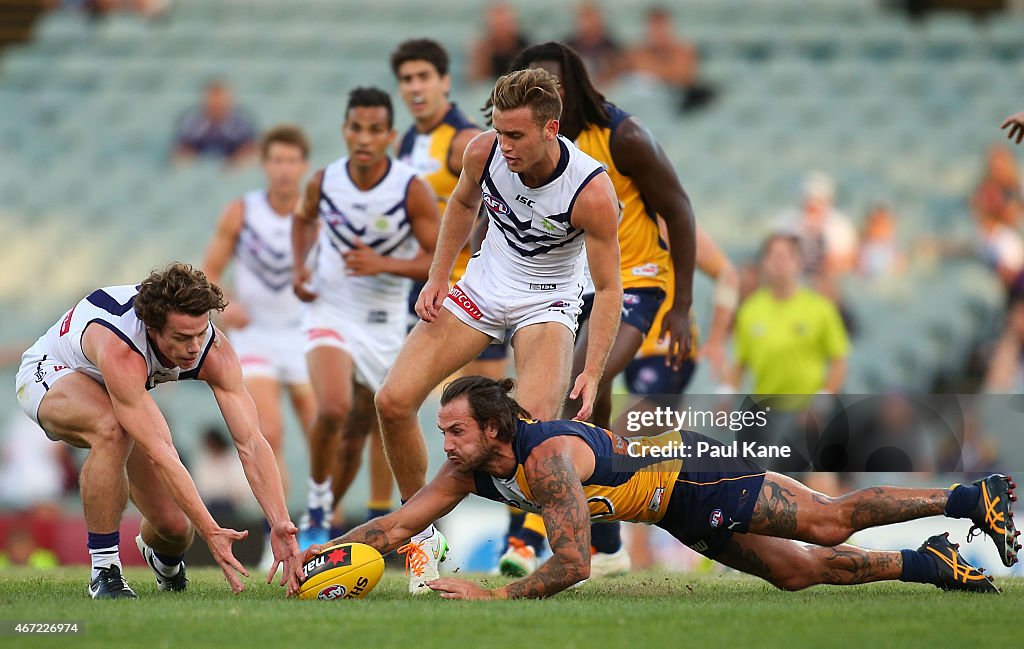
[234,190,303,329]
[41,285,216,389]
[313,157,420,319]
[477,134,605,284]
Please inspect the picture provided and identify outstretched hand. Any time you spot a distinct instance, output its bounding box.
[266,520,304,595]
[206,527,250,594]
[427,578,495,600]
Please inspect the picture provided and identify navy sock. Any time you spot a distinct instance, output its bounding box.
[329,526,346,539]
[367,506,391,520]
[87,531,120,551]
[590,521,622,554]
[944,484,981,518]
[519,528,546,554]
[154,550,184,566]
[900,548,939,584]
[507,511,526,540]
[308,506,325,526]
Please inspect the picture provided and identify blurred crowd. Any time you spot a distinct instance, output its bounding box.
[4,0,1023,571]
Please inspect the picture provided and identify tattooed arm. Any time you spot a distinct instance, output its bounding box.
[496,438,595,599]
[301,462,472,560]
[428,437,596,601]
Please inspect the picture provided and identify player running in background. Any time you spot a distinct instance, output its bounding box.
[15,264,303,598]
[374,68,622,593]
[392,38,515,380]
[498,41,697,578]
[291,88,441,551]
[306,376,1018,600]
[202,125,317,570]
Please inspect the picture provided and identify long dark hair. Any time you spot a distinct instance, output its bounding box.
[440,376,531,442]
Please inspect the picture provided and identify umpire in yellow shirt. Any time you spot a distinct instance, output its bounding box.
[729,233,849,402]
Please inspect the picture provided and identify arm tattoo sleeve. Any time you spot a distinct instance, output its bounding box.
[503,454,591,599]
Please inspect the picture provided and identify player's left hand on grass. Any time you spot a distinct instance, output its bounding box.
[569,370,600,421]
[266,520,303,594]
[427,578,495,600]
[343,239,387,276]
[205,527,250,594]
[658,306,692,370]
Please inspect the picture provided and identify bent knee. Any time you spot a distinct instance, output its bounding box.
[374,386,416,422]
[805,522,852,548]
[767,556,818,591]
[316,401,352,427]
[90,418,132,451]
[770,572,815,592]
[147,513,193,546]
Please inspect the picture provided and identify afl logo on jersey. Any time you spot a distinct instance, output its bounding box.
[709,508,724,528]
[482,192,511,215]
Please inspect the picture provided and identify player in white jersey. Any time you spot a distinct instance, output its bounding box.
[202,125,317,570]
[13,264,302,598]
[291,88,441,552]
[374,68,622,593]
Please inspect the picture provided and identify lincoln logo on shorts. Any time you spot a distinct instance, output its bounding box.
[448,285,483,320]
[481,192,511,215]
[709,508,724,528]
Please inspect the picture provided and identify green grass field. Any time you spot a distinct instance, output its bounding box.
[0,568,1020,648]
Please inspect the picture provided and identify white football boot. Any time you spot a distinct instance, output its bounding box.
[398,528,449,595]
[498,538,538,577]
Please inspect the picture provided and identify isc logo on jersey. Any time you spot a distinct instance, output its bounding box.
[482,192,511,215]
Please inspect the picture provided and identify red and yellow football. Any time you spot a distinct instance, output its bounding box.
[296,542,385,601]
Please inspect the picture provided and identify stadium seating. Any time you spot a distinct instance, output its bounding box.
[0,0,1019,494]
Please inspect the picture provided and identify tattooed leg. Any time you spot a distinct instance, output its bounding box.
[748,472,947,546]
[717,534,902,591]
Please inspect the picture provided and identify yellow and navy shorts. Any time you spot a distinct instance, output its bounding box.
[655,430,767,558]
[581,287,665,335]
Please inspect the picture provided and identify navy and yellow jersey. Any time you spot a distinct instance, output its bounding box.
[574,103,672,294]
[471,418,683,525]
[398,104,479,281]
[636,279,699,361]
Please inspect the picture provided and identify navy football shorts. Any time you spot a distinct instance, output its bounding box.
[655,430,767,558]
[580,287,665,334]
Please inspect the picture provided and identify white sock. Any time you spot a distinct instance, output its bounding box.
[308,477,333,512]
[411,524,436,544]
[89,546,121,581]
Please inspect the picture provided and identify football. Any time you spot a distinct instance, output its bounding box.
[296,542,386,601]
